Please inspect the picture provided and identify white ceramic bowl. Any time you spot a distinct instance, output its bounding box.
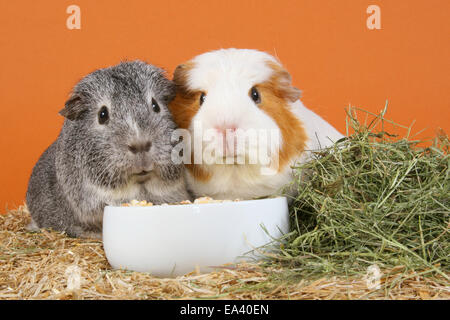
[103,197,289,277]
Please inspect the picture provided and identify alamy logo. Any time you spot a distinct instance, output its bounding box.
[367,5,381,30]
[66,5,81,30]
[364,265,382,290]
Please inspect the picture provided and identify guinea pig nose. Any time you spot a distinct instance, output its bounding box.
[215,125,237,135]
[128,141,152,154]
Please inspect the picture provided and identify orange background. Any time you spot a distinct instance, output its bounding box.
[0,0,449,211]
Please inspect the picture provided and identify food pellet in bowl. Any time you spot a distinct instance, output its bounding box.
[193,197,236,204]
[122,199,153,207]
[121,197,241,207]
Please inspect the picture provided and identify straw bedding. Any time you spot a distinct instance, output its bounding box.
[0,206,448,300]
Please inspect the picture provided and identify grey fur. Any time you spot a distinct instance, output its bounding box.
[26,61,191,239]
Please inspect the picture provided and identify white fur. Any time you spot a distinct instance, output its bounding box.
[289,100,344,157]
[184,48,343,199]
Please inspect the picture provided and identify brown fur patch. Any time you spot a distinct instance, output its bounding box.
[169,62,211,182]
[169,62,201,129]
[265,61,302,102]
[186,163,212,182]
[256,62,307,171]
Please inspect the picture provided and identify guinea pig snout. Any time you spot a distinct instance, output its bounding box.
[214,125,237,135]
[127,140,152,154]
[127,139,154,176]
[212,125,239,156]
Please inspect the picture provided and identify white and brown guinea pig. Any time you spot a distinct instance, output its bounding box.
[169,48,344,200]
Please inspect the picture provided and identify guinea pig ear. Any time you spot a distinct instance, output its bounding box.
[267,61,302,103]
[59,95,85,121]
[172,62,194,93]
[173,64,187,85]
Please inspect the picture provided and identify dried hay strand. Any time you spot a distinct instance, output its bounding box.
[1,205,448,300]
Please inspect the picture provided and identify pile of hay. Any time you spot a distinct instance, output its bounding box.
[1,106,448,300]
[270,106,449,285]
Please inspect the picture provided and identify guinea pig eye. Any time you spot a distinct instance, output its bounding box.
[98,106,109,124]
[151,98,160,113]
[199,93,206,106]
[250,87,261,104]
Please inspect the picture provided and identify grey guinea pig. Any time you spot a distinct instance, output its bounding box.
[26,60,191,239]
